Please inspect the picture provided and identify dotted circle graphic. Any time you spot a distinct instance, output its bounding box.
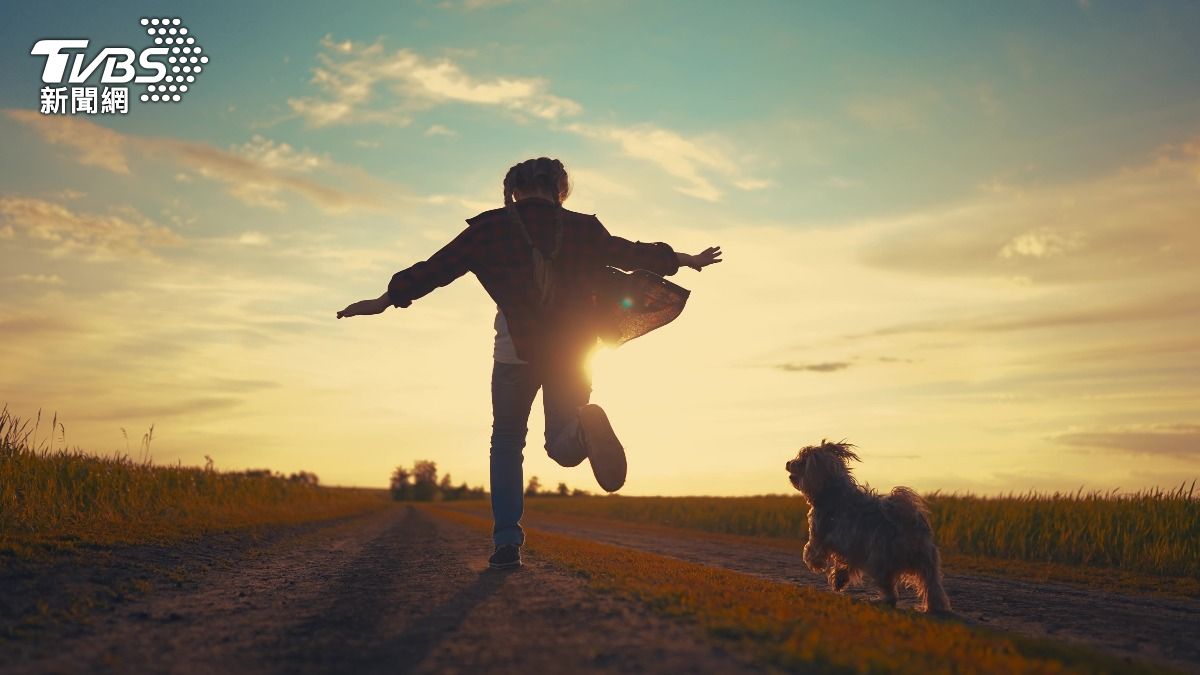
[140,17,209,104]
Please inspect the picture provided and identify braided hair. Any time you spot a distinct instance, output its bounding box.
[502,157,571,206]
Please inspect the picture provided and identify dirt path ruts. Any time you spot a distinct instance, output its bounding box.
[3,506,763,675]
[505,507,1200,673]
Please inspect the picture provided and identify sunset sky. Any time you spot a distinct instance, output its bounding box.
[1,1,1198,495]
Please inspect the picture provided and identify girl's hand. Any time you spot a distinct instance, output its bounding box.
[337,293,391,319]
[683,246,723,271]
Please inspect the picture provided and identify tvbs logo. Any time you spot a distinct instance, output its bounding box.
[31,17,208,113]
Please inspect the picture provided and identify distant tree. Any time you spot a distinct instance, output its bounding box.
[570,487,592,498]
[525,475,541,497]
[390,466,412,501]
[288,471,319,486]
[455,481,477,500]
[461,482,487,500]
[412,460,440,501]
[556,482,569,497]
[442,473,468,500]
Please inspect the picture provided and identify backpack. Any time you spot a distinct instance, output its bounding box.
[506,203,564,309]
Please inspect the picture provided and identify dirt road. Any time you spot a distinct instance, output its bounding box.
[2,505,759,675]
[502,506,1200,673]
[4,503,1199,674]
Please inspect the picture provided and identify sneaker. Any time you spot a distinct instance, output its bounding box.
[488,544,522,570]
[578,403,627,492]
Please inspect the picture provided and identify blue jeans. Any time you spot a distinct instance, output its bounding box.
[490,360,591,546]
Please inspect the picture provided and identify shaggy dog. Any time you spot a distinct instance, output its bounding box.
[786,440,951,613]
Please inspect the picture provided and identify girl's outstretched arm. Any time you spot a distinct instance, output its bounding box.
[336,292,390,319]
[677,246,723,272]
[338,224,478,320]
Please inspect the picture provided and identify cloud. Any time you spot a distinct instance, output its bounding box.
[171,135,379,212]
[235,231,270,246]
[287,38,771,202]
[4,111,129,173]
[824,176,862,189]
[207,377,280,393]
[1055,424,1200,458]
[565,122,768,202]
[567,167,635,199]
[79,396,244,422]
[47,189,86,200]
[9,273,64,285]
[439,0,514,9]
[854,292,1200,339]
[0,196,181,260]
[289,36,582,127]
[860,137,1200,283]
[0,314,76,340]
[999,228,1084,259]
[733,178,774,191]
[230,134,325,172]
[424,124,458,138]
[5,110,384,213]
[776,361,852,373]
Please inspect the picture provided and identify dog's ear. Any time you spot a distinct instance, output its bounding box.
[802,448,828,495]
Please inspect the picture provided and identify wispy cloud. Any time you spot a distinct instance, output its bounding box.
[77,396,244,422]
[235,231,270,246]
[775,361,852,373]
[1055,424,1200,458]
[438,0,514,10]
[288,38,770,202]
[824,176,862,189]
[852,293,1200,339]
[231,134,326,172]
[289,36,582,127]
[6,110,385,213]
[0,196,180,260]
[0,314,76,340]
[999,228,1084,259]
[565,122,768,202]
[567,167,636,199]
[860,136,1200,283]
[9,273,64,285]
[424,124,458,138]
[4,112,130,173]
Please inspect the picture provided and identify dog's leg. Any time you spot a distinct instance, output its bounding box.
[874,574,898,608]
[918,552,952,614]
[802,539,829,573]
[829,565,851,591]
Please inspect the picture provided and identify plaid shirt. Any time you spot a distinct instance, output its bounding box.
[388,196,680,365]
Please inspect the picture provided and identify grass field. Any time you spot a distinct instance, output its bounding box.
[524,488,1200,581]
[0,408,389,555]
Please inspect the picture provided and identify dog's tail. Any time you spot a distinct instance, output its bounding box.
[882,486,932,532]
[887,487,952,613]
[917,547,952,614]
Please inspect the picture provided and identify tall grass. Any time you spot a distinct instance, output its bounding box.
[526,487,1200,580]
[0,407,387,551]
[931,487,1199,578]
